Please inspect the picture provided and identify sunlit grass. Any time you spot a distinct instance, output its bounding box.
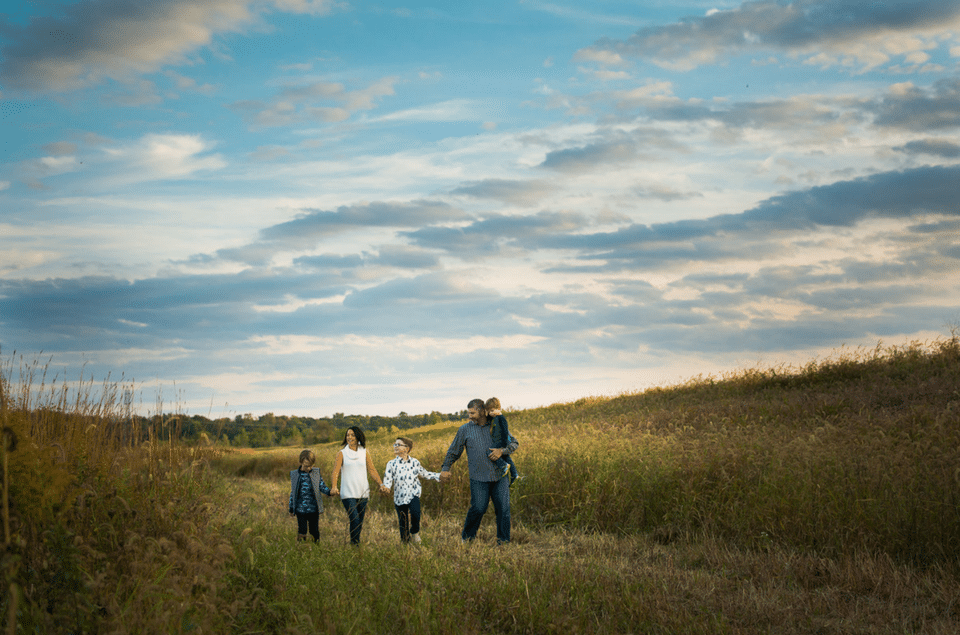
[3,337,960,633]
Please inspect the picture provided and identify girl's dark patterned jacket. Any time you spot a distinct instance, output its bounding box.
[288,468,332,514]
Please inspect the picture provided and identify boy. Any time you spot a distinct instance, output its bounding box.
[381,437,440,544]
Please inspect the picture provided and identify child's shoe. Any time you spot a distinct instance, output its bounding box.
[501,464,510,479]
[510,474,523,487]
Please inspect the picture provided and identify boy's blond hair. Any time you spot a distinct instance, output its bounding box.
[298,449,316,466]
[485,397,502,411]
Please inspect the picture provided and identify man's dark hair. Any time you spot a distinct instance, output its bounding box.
[467,398,488,421]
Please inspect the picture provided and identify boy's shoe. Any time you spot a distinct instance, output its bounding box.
[411,532,421,545]
[510,475,524,487]
[501,464,510,479]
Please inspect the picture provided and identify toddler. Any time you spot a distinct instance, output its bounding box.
[485,397,521,485]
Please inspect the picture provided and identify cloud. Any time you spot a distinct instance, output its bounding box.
[633,184,703,202]
[34,155,79,177]
[0,0,338,93]
[293,253,365,270]
[42,141,78,156]
[370,245,440,269]
[893,138,960,158]
[541,164,960,269]
[342,272,488,309]
[293,246,439,271]
[582,0,960,72]
[740,164,960,227]
[212,200,469,264]
[229,76,397,127]
[868,79,960,131]
[162,69,217,95]
[103,133,226,181]
[547,77,959,152]
[573,48,626,67]
[538,128,686,172]
[449,179,557,206]
[262,200,468,243]
[368,98,483,123]
[540,139,642,171]
[402,210,591,256]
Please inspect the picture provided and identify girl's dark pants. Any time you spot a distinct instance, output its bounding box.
[296,512,320,542]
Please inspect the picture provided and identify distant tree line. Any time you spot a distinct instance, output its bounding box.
[125,409,467,448]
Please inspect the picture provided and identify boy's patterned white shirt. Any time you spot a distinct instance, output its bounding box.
[383,456,440,506]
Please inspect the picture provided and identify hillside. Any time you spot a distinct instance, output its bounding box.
[2,337,959,633]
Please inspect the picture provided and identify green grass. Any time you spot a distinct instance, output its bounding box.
[3,337,960,633]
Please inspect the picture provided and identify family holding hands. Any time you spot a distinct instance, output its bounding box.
[288,397,520,546]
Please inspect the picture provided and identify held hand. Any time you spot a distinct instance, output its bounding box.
[488,448,503,461]
[330,487,339,497]
[440,470,451,482]
[379,485,390,495]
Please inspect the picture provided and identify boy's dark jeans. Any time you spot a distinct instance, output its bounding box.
[395,496,422,541]
[296,511,320,541]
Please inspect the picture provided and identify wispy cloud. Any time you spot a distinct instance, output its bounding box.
[0,0,339,93]
[580,0,960,72]
[366,99,485,123]
[212,200,470,264]
[229,76,398,128]
[449,179,557,206]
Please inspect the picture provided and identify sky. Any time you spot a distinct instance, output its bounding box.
[2,0,960,419]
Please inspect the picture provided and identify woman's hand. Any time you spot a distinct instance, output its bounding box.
[330,487,339,497]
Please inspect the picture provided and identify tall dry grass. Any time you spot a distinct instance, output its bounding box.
[491,337,960,565]
[0,352,234,634]
[213,474,960,634]
[223,337,960,567]
[4,336,960,633]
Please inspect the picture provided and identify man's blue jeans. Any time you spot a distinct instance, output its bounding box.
[462,476,510,543]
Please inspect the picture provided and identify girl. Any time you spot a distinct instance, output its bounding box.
[381,436,440,544]
[288,449,333,543]
[330,426,384,545]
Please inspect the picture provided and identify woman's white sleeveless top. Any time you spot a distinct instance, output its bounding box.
[339,445,369,499]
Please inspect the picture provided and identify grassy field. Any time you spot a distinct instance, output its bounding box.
[3,337,960,633]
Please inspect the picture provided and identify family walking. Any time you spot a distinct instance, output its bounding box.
[287,398,520,546]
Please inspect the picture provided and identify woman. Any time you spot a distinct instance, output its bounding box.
[330,426,384,545]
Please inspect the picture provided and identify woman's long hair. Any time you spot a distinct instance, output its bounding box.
[341,425,366,448]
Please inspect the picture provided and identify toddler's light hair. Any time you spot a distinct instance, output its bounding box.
[485,397,502,411]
